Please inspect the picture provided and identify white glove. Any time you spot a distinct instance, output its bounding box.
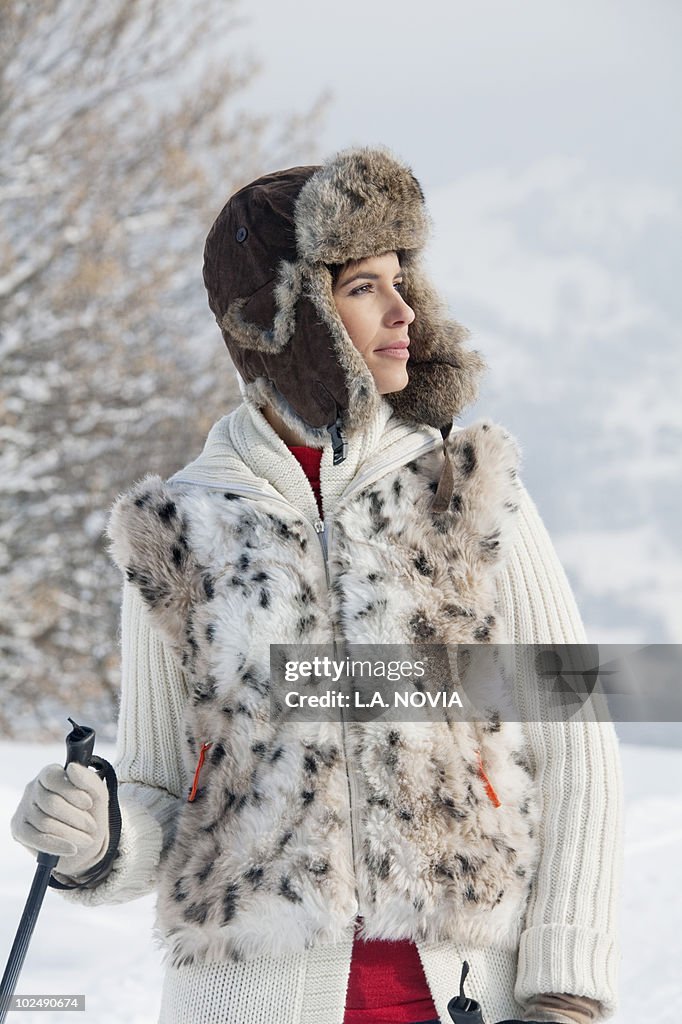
[10,762,110,878]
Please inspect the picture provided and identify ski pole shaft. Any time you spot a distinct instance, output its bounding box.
[0,718,96,1022]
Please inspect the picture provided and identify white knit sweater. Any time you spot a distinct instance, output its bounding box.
[58,397,623,1024]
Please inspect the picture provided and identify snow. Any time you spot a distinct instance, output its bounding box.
[1,740,680,1023]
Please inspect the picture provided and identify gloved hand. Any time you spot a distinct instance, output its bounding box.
[10,762,110,878]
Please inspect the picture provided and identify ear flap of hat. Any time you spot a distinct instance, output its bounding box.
[223,290,345,428]
[221,261,381,432]
[383,254,487,428]
[291,264,381,431]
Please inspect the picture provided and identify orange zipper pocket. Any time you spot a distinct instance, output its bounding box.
[188,741,213,802]
[475,749,501,807]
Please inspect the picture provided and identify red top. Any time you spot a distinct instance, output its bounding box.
[344,919,439,1024]
[287,445,438,1024]
[288,445,323,516]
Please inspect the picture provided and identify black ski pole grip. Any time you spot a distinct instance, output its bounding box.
[36,718,97,874]
[64,717,96,769]
[47,719,123,892]
[447,961,486,1023]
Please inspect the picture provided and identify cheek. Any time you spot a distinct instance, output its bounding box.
[337,306,375,356]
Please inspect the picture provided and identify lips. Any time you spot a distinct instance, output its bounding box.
[376,339,410,352]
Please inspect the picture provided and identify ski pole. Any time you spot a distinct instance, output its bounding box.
[0,718,99,1022]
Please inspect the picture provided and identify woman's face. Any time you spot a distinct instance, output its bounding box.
[332,251,415,395]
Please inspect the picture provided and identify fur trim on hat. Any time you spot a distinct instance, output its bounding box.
[294,145,430,264]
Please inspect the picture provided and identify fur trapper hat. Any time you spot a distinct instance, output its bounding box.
[203,145,486,497]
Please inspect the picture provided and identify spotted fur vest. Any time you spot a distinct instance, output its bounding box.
[107,420,541,969]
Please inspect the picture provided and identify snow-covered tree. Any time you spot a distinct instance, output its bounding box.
[0,0,329,738]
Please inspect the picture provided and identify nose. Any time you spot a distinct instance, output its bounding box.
[388,291,415,327]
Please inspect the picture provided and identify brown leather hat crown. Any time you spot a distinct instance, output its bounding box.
[203,145,486,460]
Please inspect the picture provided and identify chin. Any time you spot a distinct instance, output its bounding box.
[377,372,409,395]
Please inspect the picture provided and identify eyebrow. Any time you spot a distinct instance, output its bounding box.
[337,270,404,288]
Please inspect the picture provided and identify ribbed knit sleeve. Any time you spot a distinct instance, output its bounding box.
[496,482,623,1020]
[56,581,191,906]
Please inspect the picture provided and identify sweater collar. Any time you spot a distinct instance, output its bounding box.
[171,397,442,522]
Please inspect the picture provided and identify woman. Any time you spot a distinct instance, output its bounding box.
[11,146,622,1024]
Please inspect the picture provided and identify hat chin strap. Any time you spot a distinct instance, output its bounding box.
[431,421,456,514]
[326,410,348,465]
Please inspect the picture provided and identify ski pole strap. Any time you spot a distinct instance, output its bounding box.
[47,755,122,891]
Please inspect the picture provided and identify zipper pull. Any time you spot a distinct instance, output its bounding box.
[188,741,212,802]
[475,748,501,807]
[314,517,328,560]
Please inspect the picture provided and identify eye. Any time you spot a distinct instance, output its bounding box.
[349,280,405,296]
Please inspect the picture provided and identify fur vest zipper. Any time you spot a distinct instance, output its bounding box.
[106,420,541,969]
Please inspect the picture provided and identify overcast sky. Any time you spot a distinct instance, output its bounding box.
[235,0,680,191]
